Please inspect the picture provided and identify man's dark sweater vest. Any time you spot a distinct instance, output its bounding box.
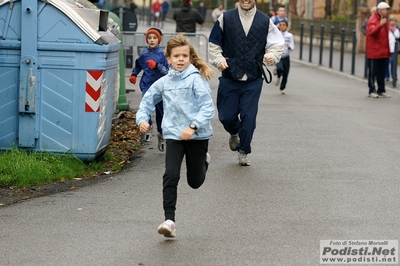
[222,9,270,81]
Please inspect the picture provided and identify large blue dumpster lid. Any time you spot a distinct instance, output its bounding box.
[0,0,115,44]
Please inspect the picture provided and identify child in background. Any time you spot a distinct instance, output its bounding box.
[197,1,207,29]
[275,20,294,94]
[386,15,400,82]
[271,6,287,25]
[161,0,170,28]
[129,28,169,151]
[136,33,215,238]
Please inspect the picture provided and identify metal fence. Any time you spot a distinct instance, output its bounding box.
[291,18,357,39]
[296,22,398,87]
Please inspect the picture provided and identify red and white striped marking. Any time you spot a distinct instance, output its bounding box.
[85,70,104,112]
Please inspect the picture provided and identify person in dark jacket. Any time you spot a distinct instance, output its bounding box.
[361,6,377,35]
[130,0,138,14]
[173,0,204,33]
[197,1,207,29]
[161,0,170,27]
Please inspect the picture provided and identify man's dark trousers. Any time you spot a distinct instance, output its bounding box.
[216,77,263,154]
[277,56,290,90]
[368,58,387,94]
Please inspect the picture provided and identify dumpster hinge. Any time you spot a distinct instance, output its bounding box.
[18,56,38,148]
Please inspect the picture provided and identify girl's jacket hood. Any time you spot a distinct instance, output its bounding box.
[168,63,197,79]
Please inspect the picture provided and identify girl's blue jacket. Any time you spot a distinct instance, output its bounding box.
[131,46,169,91]
[136,64,215,140]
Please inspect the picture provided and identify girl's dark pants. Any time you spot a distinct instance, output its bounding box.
[385,53,395,80]
[368,58,387,94]
[141,90,163,134]
[163,139,209,222]
[216,77,263,154]
[276,56,290,90]
[154,101,163,135]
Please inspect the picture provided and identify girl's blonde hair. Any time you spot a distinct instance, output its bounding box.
[389,15,398,22]
[165,33,214,80]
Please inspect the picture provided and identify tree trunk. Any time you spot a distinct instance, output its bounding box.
[351,0,357,19]
[325,0,332,19]
[290,0,298,18]
[389,0,394,9]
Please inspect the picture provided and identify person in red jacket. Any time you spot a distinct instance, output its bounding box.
[366,2,391,98]
[152,0,162,27]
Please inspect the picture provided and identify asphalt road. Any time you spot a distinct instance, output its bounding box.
[1,22,400,266]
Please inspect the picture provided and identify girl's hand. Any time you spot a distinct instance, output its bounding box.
[139,122,151,133]
[180,128,196,140]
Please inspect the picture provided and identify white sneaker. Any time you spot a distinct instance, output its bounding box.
[280,89,285,94]
[206,152,211,165]
[368,93,379,98]
[158,219,176,238]
[378,92,391,98]
[238,150,250,166]
[275,77,280,86]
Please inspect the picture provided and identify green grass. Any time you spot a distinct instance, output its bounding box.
[0,149,115,188]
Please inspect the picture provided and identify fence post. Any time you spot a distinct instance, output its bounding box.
[340,28,345,72]
[351,29,356,75]
[319,25,324,65]
[309,24,314,63]
[148,0,153,26]
[300,23,304,60]
[329,26,334,68]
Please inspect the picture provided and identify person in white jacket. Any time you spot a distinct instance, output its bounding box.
[208,0,284,166]
[386,15,400,81]
[211,3,224,22]
[275,20,295,94]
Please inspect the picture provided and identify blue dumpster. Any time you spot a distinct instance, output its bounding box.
[0,0,120,161]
